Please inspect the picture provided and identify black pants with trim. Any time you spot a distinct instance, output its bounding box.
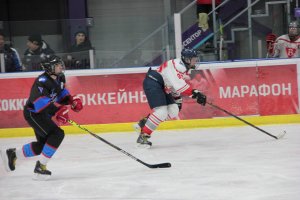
[23,108,65,155]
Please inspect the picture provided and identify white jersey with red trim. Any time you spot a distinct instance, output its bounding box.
[273,34,300,58]
[156,58,192,96]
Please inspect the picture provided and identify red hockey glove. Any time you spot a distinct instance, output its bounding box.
[266,33,277,43]
[56,106,69,124]
[69,95,83,112]
[266,33,277,55]
[192,89,206,106]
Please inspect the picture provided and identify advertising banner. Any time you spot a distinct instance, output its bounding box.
[0,63,298,128]
[181,64,298,119]
[0,73,149,128]
[182,23,212,49]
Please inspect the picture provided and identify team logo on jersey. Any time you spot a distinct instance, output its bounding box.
[38,76,47,82]
[38,87,43,94]
[50,90,58,102]
[285,47,296,58]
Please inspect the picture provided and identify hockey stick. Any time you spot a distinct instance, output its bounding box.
[68,119,171,169]
[207,102,286,139]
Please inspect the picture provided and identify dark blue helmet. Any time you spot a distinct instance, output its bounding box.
[181,48,198,69]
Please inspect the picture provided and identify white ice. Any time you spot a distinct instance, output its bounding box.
[0,124,299,200]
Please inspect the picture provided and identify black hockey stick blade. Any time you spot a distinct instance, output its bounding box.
[207,102,285,140]
[68,119,172,169]
[146,162,172,168]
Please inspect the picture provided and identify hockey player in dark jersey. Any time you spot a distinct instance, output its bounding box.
[0,55,83,180]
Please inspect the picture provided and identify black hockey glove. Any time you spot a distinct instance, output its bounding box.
[174,96,183,111]
[192,89,206,106]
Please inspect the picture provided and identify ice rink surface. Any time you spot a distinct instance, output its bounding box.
[0,124,299,200]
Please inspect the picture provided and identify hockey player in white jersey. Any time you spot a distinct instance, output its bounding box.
[273,21,300,58]
[135,48,207,147]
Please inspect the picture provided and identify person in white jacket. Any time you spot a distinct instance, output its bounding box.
[135,48,207,147]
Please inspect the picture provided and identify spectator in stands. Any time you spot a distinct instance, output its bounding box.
[23,34,55,71]
[0,31,22,72]
[66,31,92,69]
[272,21,300,58]
[70,31,92,52]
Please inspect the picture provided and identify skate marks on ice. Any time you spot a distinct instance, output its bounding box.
[0,124,299,200]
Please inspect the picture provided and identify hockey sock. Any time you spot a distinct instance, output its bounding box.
[16,148,26,160]
[142,113,164,135]
[39,143,57,166]
[22,143,37,158]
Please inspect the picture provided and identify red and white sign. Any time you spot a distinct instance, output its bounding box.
[0,62,298,128]
[181,64,298,119]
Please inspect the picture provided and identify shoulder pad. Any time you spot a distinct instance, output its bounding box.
[38,76,47,83]
[173,58,187,73]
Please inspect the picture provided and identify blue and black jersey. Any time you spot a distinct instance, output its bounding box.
[25,72,70,115]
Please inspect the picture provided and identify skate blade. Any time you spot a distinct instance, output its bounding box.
[133,123,141,133]
[0,149,11,172]
[33,173,51,181]
[135,143,151,149]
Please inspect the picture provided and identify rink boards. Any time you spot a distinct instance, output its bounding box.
[0,58,300,137]
[0,114,300,138]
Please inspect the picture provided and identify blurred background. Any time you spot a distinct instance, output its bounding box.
[0,0,298,71]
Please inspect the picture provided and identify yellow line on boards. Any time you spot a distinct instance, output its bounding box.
[0,114,299,138]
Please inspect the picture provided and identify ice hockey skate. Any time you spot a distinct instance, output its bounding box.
[136,133,152,148]
[33,161,52,181]
[1,148,17,172]
[133,116,148,133]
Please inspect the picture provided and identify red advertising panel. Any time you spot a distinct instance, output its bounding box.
[181,64,298,118]
[0,64,298,128]
[66,74,149,124]
[0,73,150,128]
[258,65,298,115]
[0,78,34,128]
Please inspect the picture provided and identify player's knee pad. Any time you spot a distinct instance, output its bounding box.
[31,141,45,155]
[167,104,179,119]
[47,127,65,148]
[152,106,169,121]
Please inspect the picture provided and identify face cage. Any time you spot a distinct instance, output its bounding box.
[288,27,300,37]
[49,61,65,75]
[183,57,199,69]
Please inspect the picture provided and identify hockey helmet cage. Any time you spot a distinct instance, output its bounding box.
[288,21,300,37]
[41,55,64,75]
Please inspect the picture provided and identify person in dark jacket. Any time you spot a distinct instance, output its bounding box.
[70,31,92,52]
[67,31,92,69]
[23,34,55,71]
[0,31,22,72]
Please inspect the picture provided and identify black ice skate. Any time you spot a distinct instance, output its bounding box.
[33,161,51,180]
[136,133,152,148]
[133,115,149,133]
[1,148,17,172]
